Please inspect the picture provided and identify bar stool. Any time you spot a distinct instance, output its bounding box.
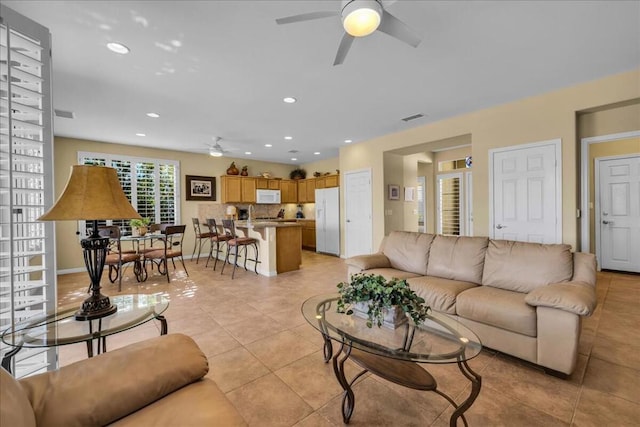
[220,219,260,279]
[205,218,231,271]
[191,218,212,263]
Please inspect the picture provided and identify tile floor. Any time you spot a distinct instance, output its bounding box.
[57,252,640,426]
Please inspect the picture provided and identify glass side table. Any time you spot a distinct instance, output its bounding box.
[1,293,169,375]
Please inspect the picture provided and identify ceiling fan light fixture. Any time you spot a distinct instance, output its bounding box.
[209,147,223,157]
[342,0,382,37]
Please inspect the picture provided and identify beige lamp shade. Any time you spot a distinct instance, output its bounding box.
[38,165,142,221]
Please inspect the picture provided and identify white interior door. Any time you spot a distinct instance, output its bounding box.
[345,169,372,257]
[490,139,561,243]
[417,176,426,233]
[597,155,640,273]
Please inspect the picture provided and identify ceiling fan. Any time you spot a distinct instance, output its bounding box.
[276,0,421,65]
[208,136,231,157]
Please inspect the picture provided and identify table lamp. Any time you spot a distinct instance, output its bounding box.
[38,165,142,320]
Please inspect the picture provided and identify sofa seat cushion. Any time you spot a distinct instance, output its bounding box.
[456,287,537,337]
[407,276,477,314]
[0,368,36,427]
[364,268,421,281]
[381,231,435,276]
[109,379,246,426]
[426,236,488,284]
[482,240,573,293]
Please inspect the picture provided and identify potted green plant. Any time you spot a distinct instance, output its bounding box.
[130,217,151,236]
[289,168,307,180]
[336,273,430,328]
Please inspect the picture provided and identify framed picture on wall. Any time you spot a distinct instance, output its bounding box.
[388,184,400,200]
[185,175,216,201]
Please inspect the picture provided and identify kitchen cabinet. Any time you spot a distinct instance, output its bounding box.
[297,179,316,203]
[316,174,340,189]
[299,220,316,250]
[221,176,256,203]
[280,179,297,203]
[256,178,281,190]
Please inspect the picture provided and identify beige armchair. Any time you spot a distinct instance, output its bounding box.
[0,334,246,426]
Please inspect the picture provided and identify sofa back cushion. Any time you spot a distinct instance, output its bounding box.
[482,240,573,293]
[0,368,36,427]
[381,231,435,276]
[426,235,489,284]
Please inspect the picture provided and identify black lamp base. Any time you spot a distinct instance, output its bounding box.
[75,221,119,321]
[75,294,118,320]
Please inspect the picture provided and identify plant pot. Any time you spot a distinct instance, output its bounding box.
[353,302,408,329]
[132,226,147,237]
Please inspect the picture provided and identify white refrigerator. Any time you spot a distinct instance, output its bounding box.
[315,187,340,256]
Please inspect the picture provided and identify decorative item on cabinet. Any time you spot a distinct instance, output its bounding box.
[241,165,248,176]
[226,162,239,175]
[289,168,306,180]
[313,171,321,177]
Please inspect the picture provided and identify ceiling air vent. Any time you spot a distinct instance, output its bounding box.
[401,113,424,122]
[54,109,75,119]
[288,149,299,153]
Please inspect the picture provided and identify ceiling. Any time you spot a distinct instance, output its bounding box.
[4,1,639,165]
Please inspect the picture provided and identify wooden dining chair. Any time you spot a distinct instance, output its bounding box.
[205,218,231,271]
[144,225,188,282]
[98,226,141,291]
[191,218,213,264]
[220,219,259,279]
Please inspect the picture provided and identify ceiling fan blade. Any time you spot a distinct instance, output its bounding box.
[377,10,421,48]
[276,11,338,25]
[333,33,355,66]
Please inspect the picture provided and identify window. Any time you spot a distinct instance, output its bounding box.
[78,152,180,233]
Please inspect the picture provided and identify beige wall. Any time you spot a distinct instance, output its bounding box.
[340,69,640,252]
[301,157,340,177]
[54,137,295,270]
[578,101,640,138]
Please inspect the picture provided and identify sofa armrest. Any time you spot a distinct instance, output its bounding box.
[19,333,208,427]
[345,253,391,271]
[525,281,597,316]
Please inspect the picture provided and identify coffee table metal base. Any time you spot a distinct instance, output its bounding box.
[330,340,481,427]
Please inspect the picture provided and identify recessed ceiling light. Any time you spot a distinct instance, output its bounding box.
[245,151,252,155]
[291,157,297,161]
[265,144,273,147]
[107,42,130,54]
[314,152,320,155]
[284,136,293,140]
[344,139,352,143]
[146,112,160,118]
[283,97,297,104]
[136,133,146,137]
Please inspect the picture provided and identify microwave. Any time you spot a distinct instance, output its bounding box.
[256,189,281,204]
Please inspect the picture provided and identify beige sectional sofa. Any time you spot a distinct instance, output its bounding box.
[346,231,597,376]
[0,334,246,426]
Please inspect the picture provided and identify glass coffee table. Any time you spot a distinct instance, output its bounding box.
[1,294,169,374]
[302,294,482,427]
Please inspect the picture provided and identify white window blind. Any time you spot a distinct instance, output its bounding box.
[1,5,56,378]
[78,152,180,234]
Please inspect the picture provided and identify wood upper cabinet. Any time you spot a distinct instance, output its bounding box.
[280,179,297,203]
[221,176,256,203]
[316,174,339,189]
[306,179,316,202]
[256,178,281,190]
[297,179,316,203]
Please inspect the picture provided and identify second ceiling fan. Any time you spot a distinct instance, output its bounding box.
[276,0,421,66]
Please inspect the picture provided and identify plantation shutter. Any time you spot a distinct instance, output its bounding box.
[79,152,179,230]
[0,5,56,377]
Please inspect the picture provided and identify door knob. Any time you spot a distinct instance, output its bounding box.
[496,224,507,229]
[602,220,614,225]
[346,219,351,223]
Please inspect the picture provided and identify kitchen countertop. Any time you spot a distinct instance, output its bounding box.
[235,221,302,229]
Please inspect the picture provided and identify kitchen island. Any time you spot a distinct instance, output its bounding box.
[234,221,301,276]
